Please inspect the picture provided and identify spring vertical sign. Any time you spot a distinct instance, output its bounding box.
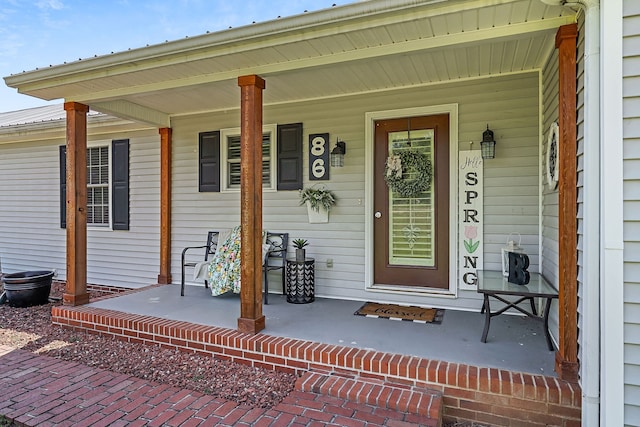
[459,150,483,290]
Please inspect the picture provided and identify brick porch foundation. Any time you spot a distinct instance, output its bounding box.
[51,303,582,426]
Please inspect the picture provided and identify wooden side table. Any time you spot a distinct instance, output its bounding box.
[285,258,315,304]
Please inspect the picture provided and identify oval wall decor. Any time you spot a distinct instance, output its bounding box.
[546,122,559,190]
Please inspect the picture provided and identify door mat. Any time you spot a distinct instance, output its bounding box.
[354,302,444,324]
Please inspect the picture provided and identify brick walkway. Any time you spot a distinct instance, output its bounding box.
[0,345,439,426]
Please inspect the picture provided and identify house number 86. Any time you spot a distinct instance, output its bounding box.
[309,133,330,180]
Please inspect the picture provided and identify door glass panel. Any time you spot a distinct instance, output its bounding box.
[387,129,435,267]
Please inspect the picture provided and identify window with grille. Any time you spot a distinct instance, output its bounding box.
[87,146,109,225]
[221,125,276,191]
[60,140,128,230]
[387,129,435,267]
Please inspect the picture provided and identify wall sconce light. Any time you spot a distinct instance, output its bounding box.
[330,139,346,167]
[480,125,496,159]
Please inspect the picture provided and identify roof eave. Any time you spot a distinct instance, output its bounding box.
[3,0,455,91]
[0,115,154,143]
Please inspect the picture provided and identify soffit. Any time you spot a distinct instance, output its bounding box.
[5,0,576,122]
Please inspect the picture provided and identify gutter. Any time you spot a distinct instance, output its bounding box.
[597,1,624,426]
[577,1,605,426]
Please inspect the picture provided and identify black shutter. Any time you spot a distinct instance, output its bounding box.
[112,139,130,230]
[59,145,67,229]
[277,123,303,190]
[199,131,221,192]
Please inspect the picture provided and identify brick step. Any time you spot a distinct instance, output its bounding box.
[296,370,443,426]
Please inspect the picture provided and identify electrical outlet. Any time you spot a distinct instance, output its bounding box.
[326,259,333,268]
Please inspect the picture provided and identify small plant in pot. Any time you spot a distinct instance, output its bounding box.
[292,238,309,262]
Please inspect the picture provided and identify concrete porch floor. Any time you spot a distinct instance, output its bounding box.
[54,283,582,425]
[89,284,557,376]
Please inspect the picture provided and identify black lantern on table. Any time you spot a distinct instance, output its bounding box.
[481,125,496,159]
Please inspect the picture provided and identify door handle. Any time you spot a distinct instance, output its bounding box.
[375,211,382,219]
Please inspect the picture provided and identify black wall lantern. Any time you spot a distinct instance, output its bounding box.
[481,125,496,159]
[330,139,346,167]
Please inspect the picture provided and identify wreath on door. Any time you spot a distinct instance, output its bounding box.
[384,149,433,198]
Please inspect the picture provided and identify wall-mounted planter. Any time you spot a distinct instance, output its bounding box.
[306,201,329,223]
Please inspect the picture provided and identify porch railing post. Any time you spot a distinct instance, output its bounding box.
[237,74,266,334]
[555,23,579,382]
[63,101,90,306]
[158,127,172,284]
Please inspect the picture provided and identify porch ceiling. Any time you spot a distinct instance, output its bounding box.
[4,0,576,126]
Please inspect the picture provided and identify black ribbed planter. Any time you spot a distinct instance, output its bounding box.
[1,270,54,307]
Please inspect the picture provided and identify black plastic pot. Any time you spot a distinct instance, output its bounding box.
[1,270,54,307]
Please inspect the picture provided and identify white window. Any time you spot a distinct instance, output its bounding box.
[87,146,110,226]
[221,125,277,191]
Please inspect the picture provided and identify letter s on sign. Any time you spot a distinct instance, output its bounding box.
[465,172,478,186]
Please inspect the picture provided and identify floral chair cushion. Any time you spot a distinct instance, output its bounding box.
[206,226,272,296]
[208,226,242,296]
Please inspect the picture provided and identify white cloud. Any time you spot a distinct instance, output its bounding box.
[36,0,64,10]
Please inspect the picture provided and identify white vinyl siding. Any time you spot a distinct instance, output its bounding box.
[171,72,540,311]
[0,140,67,273]
[541,43,560,346]
[0,127,160,289]
[624,1,640,423]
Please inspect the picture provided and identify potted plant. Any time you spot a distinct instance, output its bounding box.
[299,186,337,223]
[292,238,309,262]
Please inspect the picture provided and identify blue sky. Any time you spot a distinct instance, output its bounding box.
[0,0,358,113]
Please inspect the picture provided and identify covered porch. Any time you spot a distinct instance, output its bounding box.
[4,0,587,424]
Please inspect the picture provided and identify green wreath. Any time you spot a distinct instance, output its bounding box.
[384,150,433,198]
